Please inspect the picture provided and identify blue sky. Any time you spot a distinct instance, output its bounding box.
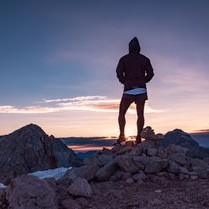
[0,0,209,136]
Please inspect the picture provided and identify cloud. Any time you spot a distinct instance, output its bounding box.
[40,96,107,103]
[0,105,56,114]
[193,129,209,133]
[0,96,165,114]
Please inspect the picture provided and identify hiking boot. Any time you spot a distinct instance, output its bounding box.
[117,134,126,143]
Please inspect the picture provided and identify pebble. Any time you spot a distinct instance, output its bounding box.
[155,189,162,193]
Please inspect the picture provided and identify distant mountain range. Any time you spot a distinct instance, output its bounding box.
[58,132,209,155]
[190,132,209,148]
[59,136,117,153]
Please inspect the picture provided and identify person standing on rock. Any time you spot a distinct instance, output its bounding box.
[116,37,154,144]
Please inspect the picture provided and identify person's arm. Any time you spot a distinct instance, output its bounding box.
[116,58,125,84]
[145,59,154,83]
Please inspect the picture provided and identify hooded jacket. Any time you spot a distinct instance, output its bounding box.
[116,37,154,92]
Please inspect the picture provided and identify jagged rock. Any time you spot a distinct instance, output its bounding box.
[168,153,189,166]
[132,159,145,170]
[157,147,168,158]
[98,154,114,166]
[179,166,189,174]
[147,173,167,182]
[132,171,146,182]
[115,145,133,154]
[43,177,57,191]
[186,146,209,159]
[56,185,69,202]
[138,139,157,153]
[117,156,138,173]
[191,158,209,169]
[167,161,181,174]
[191,159,209,179]
[167,144,188,154]
[95,161,118,181]
[110,170,131,181]
[0,188,8,209]
[76,197,89,208]
[84,154,100,166]
[160,131,209,159]
[129,146,142,155]
[144,157,169,174]
[6,175,58,209]
[58,169,77,187]
[190,175,198,180]
[141,126,157,140]
[71,164,99,181]
[156,133,164,139]
[68,177,92,197]
[132,156,150,166]
[195,169,209,179]
[162,129,199,149]
[0,124,80,184]
[147,148,158,156]
[125,177,134,184]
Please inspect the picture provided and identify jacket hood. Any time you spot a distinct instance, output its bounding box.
[129,37,141,54]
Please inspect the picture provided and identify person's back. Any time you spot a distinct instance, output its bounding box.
[120,54,151,89]
[117,37,154,92]
[116,37,154,144]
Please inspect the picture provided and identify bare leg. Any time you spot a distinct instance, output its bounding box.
[118,97,132,139]
[136,100,145,142]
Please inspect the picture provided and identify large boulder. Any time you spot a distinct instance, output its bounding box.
[0,124,80,184]
[161,129,209,159]
[162,129,199,149]
[144,157,169,174]
[95,161,118,181]
[116,156,138,174]
[68,177,92,197]
[6,175,58,209]
[61,164,99,182]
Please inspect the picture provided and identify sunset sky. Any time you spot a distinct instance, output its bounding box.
[0,0,209,137]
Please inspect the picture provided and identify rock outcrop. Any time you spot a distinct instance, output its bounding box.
[160,128,209,159]
[162,129,199,148]
[6,175,58,209]
[2,125,209,209]
[0,124,80,184]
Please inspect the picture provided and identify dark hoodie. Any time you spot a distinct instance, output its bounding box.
[116,37,154,91]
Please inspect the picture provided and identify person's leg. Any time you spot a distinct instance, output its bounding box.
[118,96,132,141]
[136,100,145,143]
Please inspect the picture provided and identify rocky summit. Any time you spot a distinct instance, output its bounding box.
[1,126,209,209]
[0,124,80,184]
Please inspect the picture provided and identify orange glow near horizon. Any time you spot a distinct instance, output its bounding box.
[0,96,208,138]
[68,145,112,152]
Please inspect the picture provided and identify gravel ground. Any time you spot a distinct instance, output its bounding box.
[84,179,209,209]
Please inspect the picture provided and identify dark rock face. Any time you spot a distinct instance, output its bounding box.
[0,124,80,184]
[6,175,58,209]
[0,187,8,209]
[163,129,199,148]
[161,129,209,159]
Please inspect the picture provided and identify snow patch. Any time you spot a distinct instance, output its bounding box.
[29,167,71,180]
[0,183,6,188]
